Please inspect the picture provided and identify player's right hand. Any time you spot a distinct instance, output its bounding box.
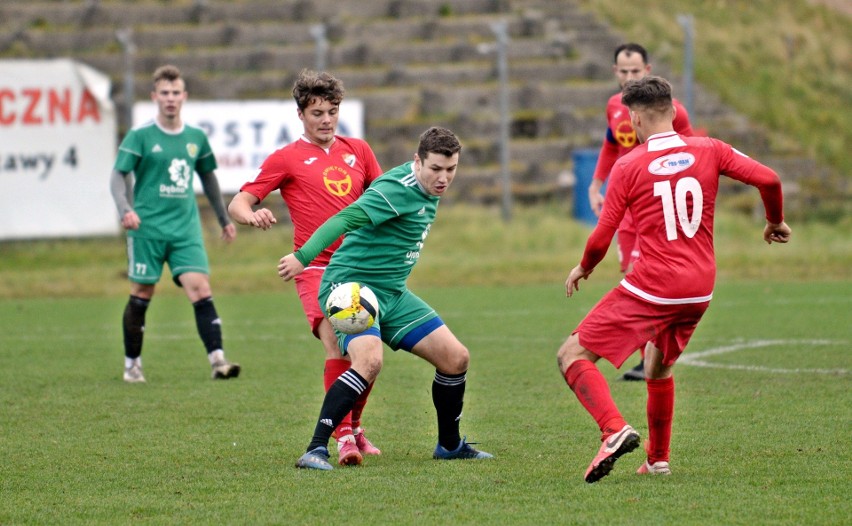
[565,264,593,297]
[249,208,277,230]
[588,180,605,217]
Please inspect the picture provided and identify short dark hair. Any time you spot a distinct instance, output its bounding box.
[292,69,345,111]
[152,64,182,87]
[614,43,648,64]
[417,126,461,160]
[621,76,673,114]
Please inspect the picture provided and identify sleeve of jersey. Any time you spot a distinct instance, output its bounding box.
[240,155,284,201]
[580,223,618,271]
[114,132,141,173]
[593,136,620,182]
[673,101,695,136]
[362,143,384,185]
[581,162,625,269]
[751,164,785,223]
[196,137,218,174]
[293,204,371,267]
[718,142,785,223]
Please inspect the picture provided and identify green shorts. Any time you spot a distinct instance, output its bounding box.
[126,235,209,286]
[319,280,440,353]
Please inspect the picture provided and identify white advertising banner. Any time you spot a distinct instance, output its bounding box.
[0,59,118,240]
[132,99,365,193]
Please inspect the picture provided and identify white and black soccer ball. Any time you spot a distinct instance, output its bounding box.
[325,282,379,334]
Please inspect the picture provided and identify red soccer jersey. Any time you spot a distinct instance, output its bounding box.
[593,93,694,182]
[240,136,382,266]
[581,132,783,303]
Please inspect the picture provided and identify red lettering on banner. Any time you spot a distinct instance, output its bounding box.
[77,90,100,122]
[0,89,14,125]
[22,89,42,124]
[49,89,72,123]
[0,87,101,126]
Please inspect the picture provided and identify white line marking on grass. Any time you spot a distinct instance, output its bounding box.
[680,339,849,374]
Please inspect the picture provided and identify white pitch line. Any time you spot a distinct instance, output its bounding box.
[679,339,849,374]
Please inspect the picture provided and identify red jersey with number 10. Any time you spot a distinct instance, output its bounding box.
[240,136,382,267]
[581,132,784,304]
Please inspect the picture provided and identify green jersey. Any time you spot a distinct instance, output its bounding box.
[324,161,439,293]
[114,120,217,241]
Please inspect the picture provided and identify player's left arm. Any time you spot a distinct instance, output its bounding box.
[718,143,791,245]
[198,170,236,243]
[749,164,791,244]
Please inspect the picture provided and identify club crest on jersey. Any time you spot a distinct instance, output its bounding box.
[343,153,356,167]
[614,119,637,148]
[186,143,199,158]
[649,152,695,176]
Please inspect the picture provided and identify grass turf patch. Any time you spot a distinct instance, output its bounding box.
[0,281,849,524]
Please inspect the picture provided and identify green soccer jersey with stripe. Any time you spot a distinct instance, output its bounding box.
[324,161,439,293]
[114,120,217,241]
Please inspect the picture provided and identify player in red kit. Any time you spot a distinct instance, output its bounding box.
[229,70,383,466]
[589,43,695,381]
[558,76,790,483]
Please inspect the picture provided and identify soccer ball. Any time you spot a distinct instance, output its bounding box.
[325,282,379,334]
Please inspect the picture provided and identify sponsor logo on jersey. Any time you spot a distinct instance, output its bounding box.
[152,144,163,153]
[323,165,353,197]
[304,157,318,165]
[186,143,199,158]
[160,158,192,197]
[343,153,356,167]
[648,152,695,176]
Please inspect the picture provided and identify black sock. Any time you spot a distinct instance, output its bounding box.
[433,370,466,451]
[307,369,368,452]
[192,297,222,354]
[122,295,150,359]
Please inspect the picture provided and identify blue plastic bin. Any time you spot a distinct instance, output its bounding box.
[571,148,604,225]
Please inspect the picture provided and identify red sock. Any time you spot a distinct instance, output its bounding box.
[350,381,374,430]
[646,376,674,463]
[564,360,626,440]
[324,359,354,439]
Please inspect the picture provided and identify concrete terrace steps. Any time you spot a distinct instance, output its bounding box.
[0,0,785,206]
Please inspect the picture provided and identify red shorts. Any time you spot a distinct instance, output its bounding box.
[294,268,325,339]
[575,286,709,369]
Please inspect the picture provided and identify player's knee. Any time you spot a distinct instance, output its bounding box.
[350,345,383,382]
[556,334,583,373]
[444,344,469,374]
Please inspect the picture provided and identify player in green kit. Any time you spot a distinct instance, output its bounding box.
[110,64,240,383]
[278,127,493,470]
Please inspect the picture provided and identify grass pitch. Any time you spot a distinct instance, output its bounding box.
[0,280,849,525]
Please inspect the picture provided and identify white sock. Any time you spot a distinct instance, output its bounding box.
[125,357,140,369]
[208,349,225,365]
[336,434,356,450]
